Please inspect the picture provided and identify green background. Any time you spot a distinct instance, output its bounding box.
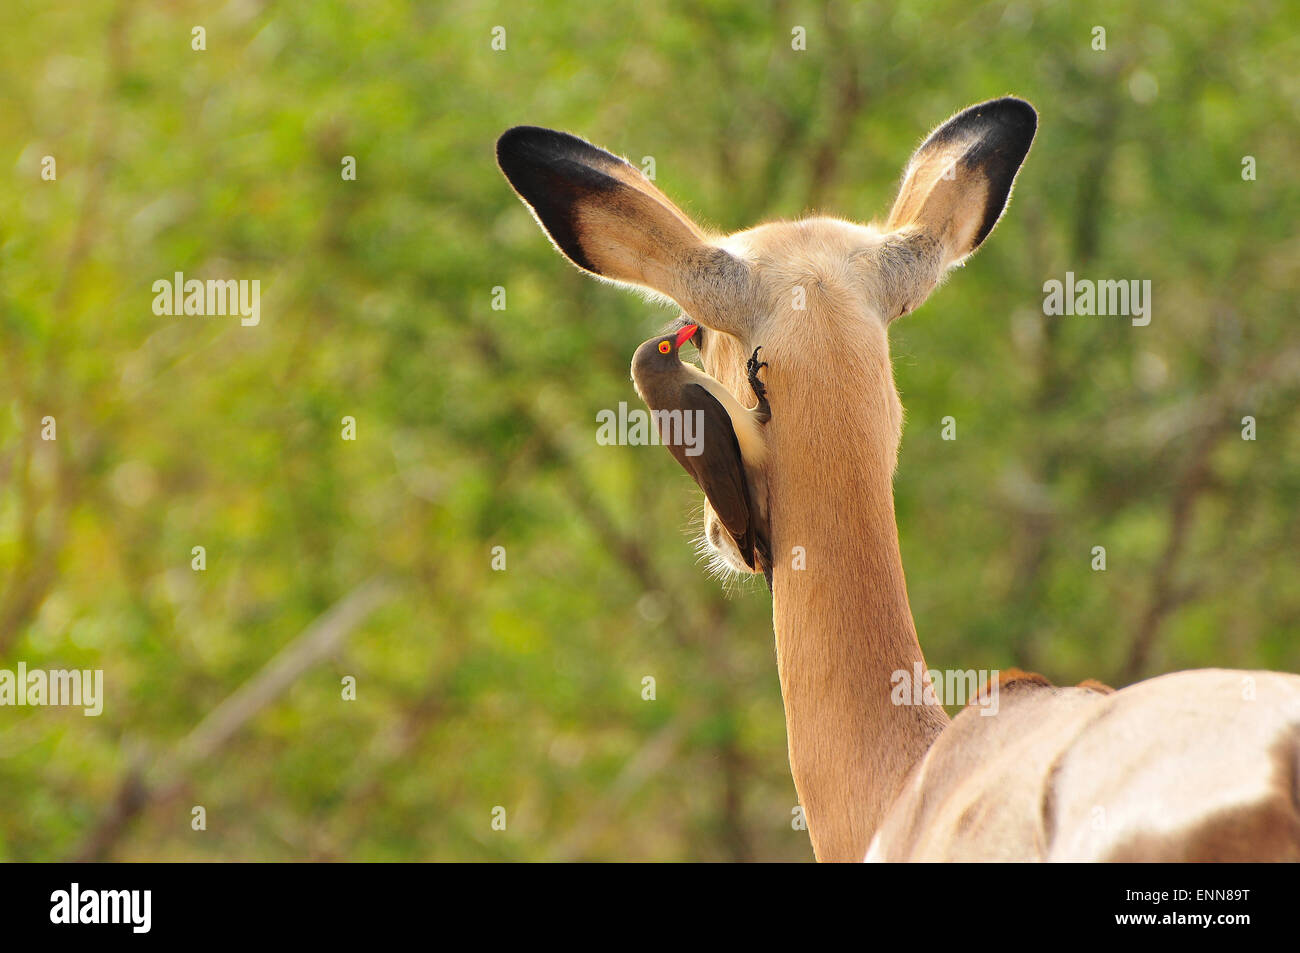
[1,0,1297,861]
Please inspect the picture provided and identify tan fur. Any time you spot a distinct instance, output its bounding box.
[695,219,949,859]
[499,102,1300,862]
[868,671,1300,861]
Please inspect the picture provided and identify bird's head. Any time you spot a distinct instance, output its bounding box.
[632,323,697,370]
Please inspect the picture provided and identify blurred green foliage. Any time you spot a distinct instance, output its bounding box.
[1,0,1297,862]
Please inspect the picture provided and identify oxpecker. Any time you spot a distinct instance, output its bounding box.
[631,323,773,588]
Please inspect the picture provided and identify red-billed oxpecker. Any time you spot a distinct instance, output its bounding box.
[631,322,773,588]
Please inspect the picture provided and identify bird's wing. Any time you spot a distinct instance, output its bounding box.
[664,382,756,568]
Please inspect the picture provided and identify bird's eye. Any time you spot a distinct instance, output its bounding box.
[658,341,671,354]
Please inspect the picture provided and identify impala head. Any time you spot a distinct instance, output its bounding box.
[498,98,1036,578]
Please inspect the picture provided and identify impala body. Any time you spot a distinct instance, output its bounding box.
[497,99,1300,861]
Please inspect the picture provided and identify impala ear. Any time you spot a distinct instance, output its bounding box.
[496,126,751,334]
[886,97,1037,267]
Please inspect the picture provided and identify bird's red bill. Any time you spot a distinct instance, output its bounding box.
[675,323,699,349]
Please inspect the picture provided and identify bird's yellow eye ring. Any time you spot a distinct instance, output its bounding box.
[658,341,672,354]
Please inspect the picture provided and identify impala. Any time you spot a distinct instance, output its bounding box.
[497,98,1300,861]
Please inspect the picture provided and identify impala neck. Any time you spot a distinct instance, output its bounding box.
[766,353,949,862]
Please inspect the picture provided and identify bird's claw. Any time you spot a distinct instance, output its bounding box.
[747,346,771,423]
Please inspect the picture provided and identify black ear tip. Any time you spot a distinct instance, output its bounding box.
[924,97,1039,159]
[497,125,601,165]
[496,126,522,155]
[989,96,1038,136]
[988,96,1038,118]
[972,99,1038,157]
[496,125,545,174]
[960,96,1038,139]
